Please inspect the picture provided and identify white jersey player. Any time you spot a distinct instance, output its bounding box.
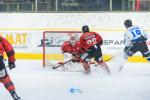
[124,25,148,47]
[112,19,150,72]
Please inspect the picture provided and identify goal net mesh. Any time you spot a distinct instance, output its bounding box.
[43,31,84,71]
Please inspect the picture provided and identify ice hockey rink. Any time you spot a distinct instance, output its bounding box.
[0,60,150,100]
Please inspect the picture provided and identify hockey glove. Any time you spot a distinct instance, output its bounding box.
[72,55,80,62]
[8,62,16,70]
[124,46,130,53]
[140,35,147,41]
[58,62,64,65]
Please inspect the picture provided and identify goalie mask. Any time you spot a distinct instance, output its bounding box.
[69,35,77,46]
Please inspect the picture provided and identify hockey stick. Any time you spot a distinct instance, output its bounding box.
[52,52,123,69]
[93,53,122,66]
[104,52,124,62]
[52,59,73,69]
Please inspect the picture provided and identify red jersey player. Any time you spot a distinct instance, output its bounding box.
[0,36,21,100]
[80,25,110,74]
[61,35,81,62]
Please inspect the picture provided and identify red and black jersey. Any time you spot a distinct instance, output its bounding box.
[61,41,81,56]
[0,36,15,62]
[79,32,103,51]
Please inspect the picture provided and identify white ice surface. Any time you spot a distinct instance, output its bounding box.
[0,60,150,100]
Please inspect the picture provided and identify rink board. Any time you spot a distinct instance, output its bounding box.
[0,13,149,62]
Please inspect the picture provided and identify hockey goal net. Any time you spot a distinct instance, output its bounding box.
[43,31,83,69]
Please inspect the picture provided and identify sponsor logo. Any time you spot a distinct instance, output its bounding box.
[69,87,82,94]
[0,32,28,49]
[38,36,66,47]
[103,40,124,45]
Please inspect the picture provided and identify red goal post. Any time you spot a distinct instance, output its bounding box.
[43,31,82,67]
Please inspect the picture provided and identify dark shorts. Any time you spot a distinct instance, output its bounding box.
[124,42,150,58]
[81,44,103,62]
[0,57,7,79]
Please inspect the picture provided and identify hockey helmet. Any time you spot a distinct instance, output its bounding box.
[124,19,133,28]
[82,25,89,33]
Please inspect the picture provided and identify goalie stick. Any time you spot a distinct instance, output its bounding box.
[52,52,124,69]
[52,60,96,69]
[52,59,73,69]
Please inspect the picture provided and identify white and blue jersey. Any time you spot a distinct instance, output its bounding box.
[123,26,150,61]
[124,26,148,46]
